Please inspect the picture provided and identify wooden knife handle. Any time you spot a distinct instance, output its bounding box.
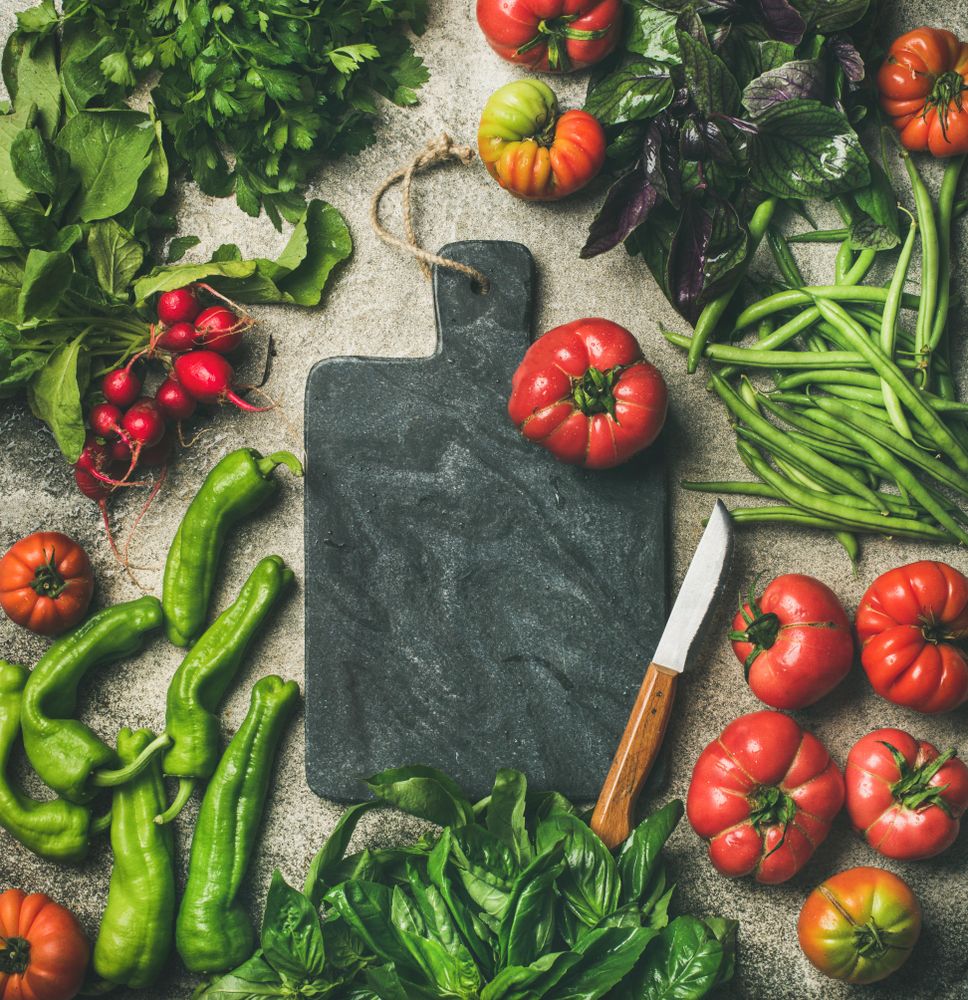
[590,662,678,850]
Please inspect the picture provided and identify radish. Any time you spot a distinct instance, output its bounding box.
[157,321,197,353]
[174,351,270,412]
[156,378,197,421]
[157,286,201,325]
[194,306,244,354]
[110,437,132,465]
[89,402,123,439]
[75,437,123,561]
[139,432,172,468]
[102,368,142,409]
[122,398,166,449]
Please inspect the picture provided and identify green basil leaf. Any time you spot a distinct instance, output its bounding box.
[794,0,869,32]
[87,219,144,297]
[29,335,88,461]
[393,901,482,998]
[326,881,414,972]
[452,825,519,918]
[364,963,438,1000]
[498,844,564,968]
[481,950,582,1000]
[192,966,287,999]
[18,248,73,322]
[676,30,741,118]
[626,6,679,63]
[551,926,660,1000]
[617,800,683,906]
[55,110,156,221]
[584,59,675,126]
[2,32,60,137]
[703,916,739,986]
[535,814,619,930]
[260,871,326,980]
[748,99,870,199]
[405,862,478,969]
[365,765,475,828]
[486,770,532,868]
[167,235,202,263]
[305,801,379,908]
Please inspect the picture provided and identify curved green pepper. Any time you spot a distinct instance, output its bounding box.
[93,728,176,989]
[175,674,299,973]
[162,448,303,647]
[159,555,294,823]
[21,596,166,804]
[0,662,103,863]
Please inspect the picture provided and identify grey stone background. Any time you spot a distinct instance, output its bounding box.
[1,0,966,996]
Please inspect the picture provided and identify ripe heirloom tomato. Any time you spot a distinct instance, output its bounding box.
[856,560,968,713]
[0,532,94,636]
[478,80,606,201]
[846,728,968,861]
[508,318,668,469]
[798,868,921,985]
[0,888,90,1000]
[476,0,622,73]
[686,710,845,884]
[730,573,853,710]
[878,27,968,157]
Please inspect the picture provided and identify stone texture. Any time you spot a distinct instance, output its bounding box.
[1,0,967,997]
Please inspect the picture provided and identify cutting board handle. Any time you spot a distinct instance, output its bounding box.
[590,663,678,850]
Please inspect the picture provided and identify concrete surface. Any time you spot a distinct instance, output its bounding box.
[1,0,966,997]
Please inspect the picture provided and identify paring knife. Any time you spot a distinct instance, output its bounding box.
[591,500,734,849]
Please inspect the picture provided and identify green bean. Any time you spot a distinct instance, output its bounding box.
[755,394,856,447]
[901,149,938,384]
[767,229,805,288]
[928,155,965,353]
[710,374,889,509]
[785,431,882,474]
[720,311,813,379]
[687,197,778,374]
[735,286,920,330]
[808,396,968,497]
[786,228,849,244]
[841,249,876,286]
[880,213,918,440]
[682,481,783,499]
[776,370,881,392]
[956,197,968,218]
[662,328,865,369]
[811,298,968,476]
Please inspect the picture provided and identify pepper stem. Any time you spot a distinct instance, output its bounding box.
[257,451,305,478]
[0,935,30,975]
[155,777,196,825]
[92,732,171,788]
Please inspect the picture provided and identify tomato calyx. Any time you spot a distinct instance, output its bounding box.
[28,551,68,599]
[749,783,797,857]
[730,576,779,675]
[515,15,611,72]
[0,934,30,975]
[882,740,957,816]
[572,365,620,418]
[927,70,968,142]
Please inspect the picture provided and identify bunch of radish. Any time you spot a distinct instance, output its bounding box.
[74,284,268,561]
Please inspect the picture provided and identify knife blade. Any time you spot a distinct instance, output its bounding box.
[590,500,734,848]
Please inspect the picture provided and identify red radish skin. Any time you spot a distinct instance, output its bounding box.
[157,286,201,325]
[174,351,271,412]
[110,438,132,465]
[194,307,243,354]
[89,403,123,439]
[155,378,197,421]
[139,433,172,468]
[74,438,123,561]
[102,368,142,409]
[122,399,166,448]
[158,321,197,353]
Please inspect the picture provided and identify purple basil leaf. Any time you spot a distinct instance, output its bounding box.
[742,59,825,116]
[757,0,806,44]
[829,35,866,84]
[581,166,659,259]
[643,121,674,206]
[670,199,714,321]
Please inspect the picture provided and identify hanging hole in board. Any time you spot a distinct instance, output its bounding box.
[470,276,491,296]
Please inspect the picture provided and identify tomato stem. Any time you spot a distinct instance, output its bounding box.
[571,365,619,418]
[929,70,968,141]
[29,552,67,599]
[749,784,797,859]
[882,740,957,815]
[853,918,890,959]
[0,935,30,975]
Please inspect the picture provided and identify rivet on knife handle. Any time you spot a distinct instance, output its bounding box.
[591,662,678,849]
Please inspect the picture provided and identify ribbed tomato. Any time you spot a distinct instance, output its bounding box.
[508,318,668,469]
[476,0,622,72]
[798,868,921,984]
[731,573,853,709]
[478,80,606,200]
[686,710,845,884]
[878,27,968,157]
[856,560,968,713]
[0,889,89,1000]
[845,728,968,861]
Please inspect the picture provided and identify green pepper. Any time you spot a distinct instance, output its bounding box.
[0,661,107,863]
[21,596,166,804]
[93,728,176,989]
[175,674,299,973]
[158,555,294,824]
[162,448,303,647]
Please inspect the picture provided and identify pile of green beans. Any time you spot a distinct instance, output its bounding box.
[667,152,968,561]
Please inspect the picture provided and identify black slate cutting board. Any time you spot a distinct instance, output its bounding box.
[304,241,667,801]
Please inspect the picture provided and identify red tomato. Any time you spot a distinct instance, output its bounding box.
[508,318,668,469]
[856,560,968,713]
[731,573,854,710]
[845,727,968,861]
[478,80,606,201]
[686,710,844,884]
[798,868,921,984]
[0,532,94,636]
[476,0,622,72]
[878,27,968,157]
[0,889,90,1000]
